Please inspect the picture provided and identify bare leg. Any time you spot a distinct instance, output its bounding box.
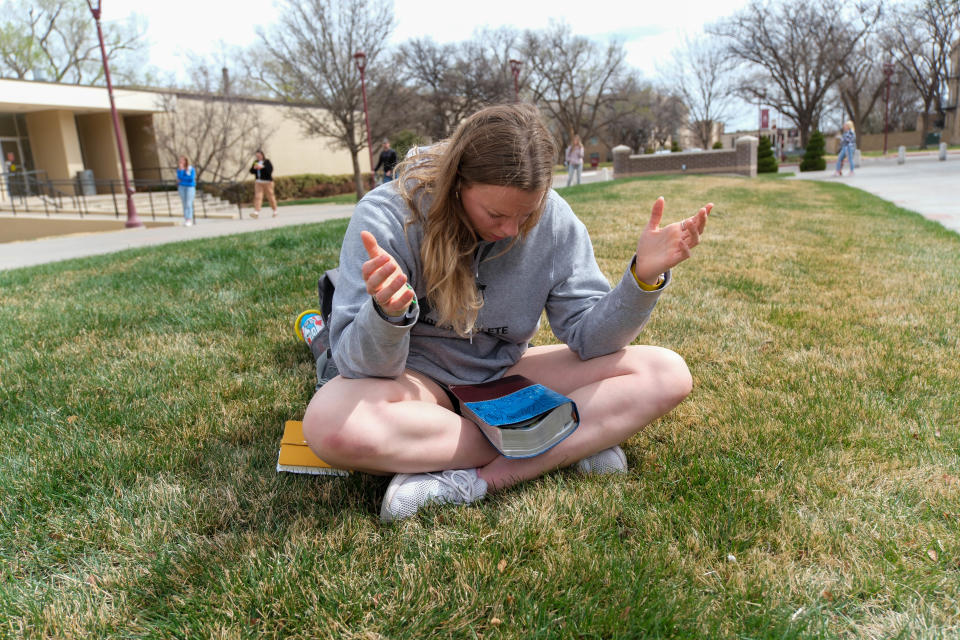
[476,344,691,490]
[303,344,691,487]
[302,370,499,474]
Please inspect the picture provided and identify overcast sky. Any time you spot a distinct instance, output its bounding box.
[109,0,758,129]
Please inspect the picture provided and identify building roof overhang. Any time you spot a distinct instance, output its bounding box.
[0,78,163,115]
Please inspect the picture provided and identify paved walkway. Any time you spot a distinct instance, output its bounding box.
[784,151,960,234]
[0,203,356,272]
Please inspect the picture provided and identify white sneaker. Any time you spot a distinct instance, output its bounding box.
[380,469,487,523]
[575,446,627,474]
[250,211,259,219]
[184,219,194,227]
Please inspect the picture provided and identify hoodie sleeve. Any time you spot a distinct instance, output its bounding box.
[328,193,420,379]
[544,201,669,360]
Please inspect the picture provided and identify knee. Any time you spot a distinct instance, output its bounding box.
[636,346,693,408]
[302,395,383,465]
[659,347,693,404]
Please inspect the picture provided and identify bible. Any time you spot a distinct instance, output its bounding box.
[448,375,579,459]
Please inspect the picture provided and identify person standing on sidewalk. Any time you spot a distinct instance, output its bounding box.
[565,135,584,187]
[3,151,18,199]
[250,150,278,218]
[176,156,197,226]
[373,139,399,184]
[834,121,856,176]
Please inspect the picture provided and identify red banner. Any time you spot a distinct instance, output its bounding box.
[761,109,770,129]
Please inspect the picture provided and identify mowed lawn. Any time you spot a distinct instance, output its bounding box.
[1,174,958,639]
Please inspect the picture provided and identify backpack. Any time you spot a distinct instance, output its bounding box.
[310,268,340,389]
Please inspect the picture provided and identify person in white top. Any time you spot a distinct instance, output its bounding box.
[565,135,584,187]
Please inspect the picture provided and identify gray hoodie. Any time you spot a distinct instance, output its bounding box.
[330,182,670,387]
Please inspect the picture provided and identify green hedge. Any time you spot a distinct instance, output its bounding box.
[217,173,369,204]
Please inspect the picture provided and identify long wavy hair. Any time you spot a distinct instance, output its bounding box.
[395,104,556,336]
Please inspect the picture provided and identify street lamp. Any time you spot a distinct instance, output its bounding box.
[882,61,895,155]
[85,0,141,228]
[353,51,374,183]
[509,59,522,102]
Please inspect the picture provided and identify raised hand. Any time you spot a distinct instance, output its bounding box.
[360,230,416,316]
[634,197,712,285]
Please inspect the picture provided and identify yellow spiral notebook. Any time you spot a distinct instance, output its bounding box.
[277,420,351,476]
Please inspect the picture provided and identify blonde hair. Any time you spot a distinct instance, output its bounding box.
[845,120,855,132]
[396,104,557,336]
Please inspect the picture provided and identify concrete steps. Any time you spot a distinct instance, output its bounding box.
[0,192,240,218]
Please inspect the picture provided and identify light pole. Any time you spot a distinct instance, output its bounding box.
[882,61,895,155]
[509,59,522,102]
[353,52,374,183]
[85,0,140,228]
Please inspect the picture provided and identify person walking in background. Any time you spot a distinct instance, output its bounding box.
[176,155,197,226]
[834,121,857,176]
[565,135,584,187]
[3,151,17,199]
[373,139,399,184]
[250,150,277,218]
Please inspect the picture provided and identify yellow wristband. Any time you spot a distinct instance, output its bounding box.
[632,264,664,291]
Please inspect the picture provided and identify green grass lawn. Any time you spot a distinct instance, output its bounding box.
[2,175,959,638]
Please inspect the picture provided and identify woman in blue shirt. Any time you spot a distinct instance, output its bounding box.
[176,156,197,226]
[834,121,856,176]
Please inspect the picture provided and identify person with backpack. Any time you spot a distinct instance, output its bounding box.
[300,104,712,522]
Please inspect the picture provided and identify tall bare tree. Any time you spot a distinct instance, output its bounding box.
[596,76,661,153]
[836,31,889,136]
[883,0,960,146]
[0,0,146,84]
[660,34,737,149]
[153,53,272,182]
[709,0,881,146]
[521,21,629,152]
[254,0,394,199]
[394,29,518,141]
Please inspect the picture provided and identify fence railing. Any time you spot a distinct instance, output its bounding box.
[1,170,246,220]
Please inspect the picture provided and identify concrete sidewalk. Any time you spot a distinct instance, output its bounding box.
[785,151,960,234]
[0,203,355,272]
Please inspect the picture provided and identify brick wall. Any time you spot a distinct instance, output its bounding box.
[613,137,758,178]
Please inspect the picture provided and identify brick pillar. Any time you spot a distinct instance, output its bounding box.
[612,145,632,177]
[735,136,758,177]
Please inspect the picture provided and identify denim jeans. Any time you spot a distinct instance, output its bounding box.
[178,184,195,220]
[566,162,582,187]
[836,145,854,173]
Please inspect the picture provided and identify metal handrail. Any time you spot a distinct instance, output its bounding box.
[1,175,244,219]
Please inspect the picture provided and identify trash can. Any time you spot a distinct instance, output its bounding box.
[76,169,95,196]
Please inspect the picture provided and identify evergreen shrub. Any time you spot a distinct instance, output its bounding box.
[757,136,779,173]
[800,130,827,172]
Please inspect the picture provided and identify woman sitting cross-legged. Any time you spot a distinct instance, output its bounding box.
[302,104,712,522]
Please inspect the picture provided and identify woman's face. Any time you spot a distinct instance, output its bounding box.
[255,152,264,161]
[460,183,543,243]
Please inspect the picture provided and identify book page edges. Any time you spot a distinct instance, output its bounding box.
[278,420,351,475]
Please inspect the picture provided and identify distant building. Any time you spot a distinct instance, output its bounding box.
[0,78,367,199]
[944,40,959,147]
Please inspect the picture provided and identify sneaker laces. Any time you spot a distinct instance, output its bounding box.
[427,469,484,503]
